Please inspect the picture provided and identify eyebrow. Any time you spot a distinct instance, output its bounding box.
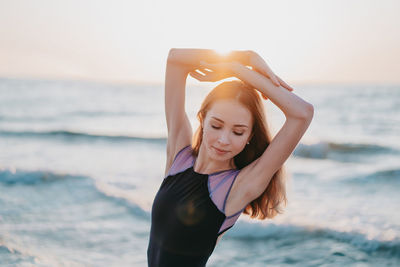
[211,116,249,128]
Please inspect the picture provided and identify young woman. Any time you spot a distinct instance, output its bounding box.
[147,48,314,266]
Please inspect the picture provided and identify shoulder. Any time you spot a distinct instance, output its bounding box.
[164,144,194,178]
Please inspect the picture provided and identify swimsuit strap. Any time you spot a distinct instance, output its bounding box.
[208,170,245,235]
[165,145,193,178]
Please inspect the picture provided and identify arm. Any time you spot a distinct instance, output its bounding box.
[196,57,312,119]
[195,57,313,200]
[164,49,250,176]
[163,54,192,177]
[231,60,314,199]
[231,60,312,119]
[167,48,251,73]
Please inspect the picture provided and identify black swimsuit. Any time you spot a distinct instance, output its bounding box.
[147,145,246,267]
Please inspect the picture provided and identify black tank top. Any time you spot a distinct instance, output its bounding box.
[147,145,246,267]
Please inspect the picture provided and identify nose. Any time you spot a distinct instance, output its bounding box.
[218,130,230,145]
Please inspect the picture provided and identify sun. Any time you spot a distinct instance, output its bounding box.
[214,48,231,56]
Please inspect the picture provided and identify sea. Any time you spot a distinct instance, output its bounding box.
[0,77,399,266]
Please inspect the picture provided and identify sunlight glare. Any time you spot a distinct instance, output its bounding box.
[214,48,231,56]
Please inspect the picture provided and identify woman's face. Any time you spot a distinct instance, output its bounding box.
[202,99,253,161]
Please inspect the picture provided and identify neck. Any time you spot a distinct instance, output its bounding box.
[194,144,236,174]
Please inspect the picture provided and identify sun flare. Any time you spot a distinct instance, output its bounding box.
[214,48,231,56]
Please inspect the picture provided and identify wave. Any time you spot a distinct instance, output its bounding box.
[0,168,149,220]
[0,242,37,265]
[0,240,77,266]
[0,111,144,121]
[0,115,59,122]
[0,130,166,143]
[230,221,400,258]
[94,181,150,221]
[2,130,396,161]
[0,168,80,185]
[294,140,397,160]
[345,168,400,185]
[65,110,145,118]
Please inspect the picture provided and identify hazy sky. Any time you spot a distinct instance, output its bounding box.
[1,0,399,85]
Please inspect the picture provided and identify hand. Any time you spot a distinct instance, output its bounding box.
[189,61,237,82]
[248,51,294,100]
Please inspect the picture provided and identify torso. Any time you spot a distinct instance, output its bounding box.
[193,165,248,218]
[160,144,250,252]
[192,146,254,220]
[165,143,251,218]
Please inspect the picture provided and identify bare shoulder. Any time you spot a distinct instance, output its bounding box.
[164,139,192,177]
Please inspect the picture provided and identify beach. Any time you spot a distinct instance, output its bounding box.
[1,77,399,266]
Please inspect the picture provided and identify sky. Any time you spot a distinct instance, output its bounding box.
[0,0,399,85]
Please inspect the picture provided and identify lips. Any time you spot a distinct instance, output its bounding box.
[213,146,229,153]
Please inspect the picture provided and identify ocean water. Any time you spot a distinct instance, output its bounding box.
[0,77,399,267]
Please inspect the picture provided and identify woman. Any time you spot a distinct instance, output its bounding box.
[147,48,314,266]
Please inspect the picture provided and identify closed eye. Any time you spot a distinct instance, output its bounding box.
[211,125,243,136]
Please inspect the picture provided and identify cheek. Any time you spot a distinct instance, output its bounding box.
[234,133,251,148]
[233,137,247,149]
[203,128,218,143]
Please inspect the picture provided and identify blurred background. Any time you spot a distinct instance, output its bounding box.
[1,0,399,266]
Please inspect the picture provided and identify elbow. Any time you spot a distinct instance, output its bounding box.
[298,103,314,121]
[167,48,178,62]
[305,103,314,119]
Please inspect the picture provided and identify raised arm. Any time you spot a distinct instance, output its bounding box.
[230,58,314,199]
[167,48,251,72]
[194,56,313,201]
[164,49,250,176]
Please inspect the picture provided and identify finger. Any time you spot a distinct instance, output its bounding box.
[259,62,280,86]
[276,75,293,91]
[268,73,280,87]
[259,67,279,87]
[190,70,216,82]
[253,66,271,79]
[276,75,294,91]
[197,68,216,81]
[200,60,214,69]
[189,70,206,81]
[198,67,213,74]
[272,75,280,86]
[196,69,207,76]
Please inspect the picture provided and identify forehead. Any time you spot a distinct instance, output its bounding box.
[207,100,252,126]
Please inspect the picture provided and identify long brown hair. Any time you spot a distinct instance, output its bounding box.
[191,80,287,220]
